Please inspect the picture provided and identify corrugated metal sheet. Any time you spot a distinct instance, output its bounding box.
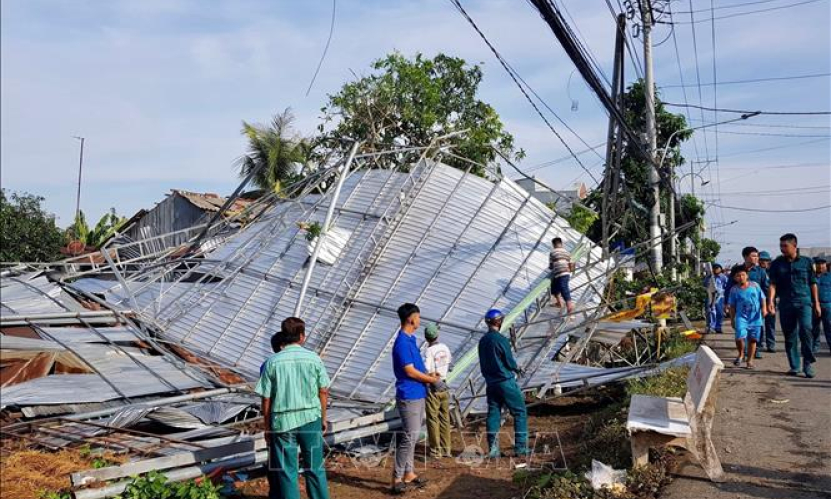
[0,343,212,408]
[113,162,610,408]
[0,274,86,315]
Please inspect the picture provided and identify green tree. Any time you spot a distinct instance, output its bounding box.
[564,204,598,235]
[0,189,65,262]
[319,52,523,176]
[585,79,702,255]
[66,209,127,249]
[699,238,721,263]
[236,108,309,194]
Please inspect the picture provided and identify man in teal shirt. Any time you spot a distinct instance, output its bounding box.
[257,317,331,499]
[478,309,529,458]
[811,257,831,355]
[768,234,820,378]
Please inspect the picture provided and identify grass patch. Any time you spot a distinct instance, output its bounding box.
[0,448,125,499]
[626,367,690,400]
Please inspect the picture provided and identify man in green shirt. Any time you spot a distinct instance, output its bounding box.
[256,317,331,499]
[768,233,820,378]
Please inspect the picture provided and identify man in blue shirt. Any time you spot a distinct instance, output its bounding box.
[811,257,831,355]
[390,303,438,494]
[768,233,820,378]
[478,309,529,458]
[704,264,728,334]
[759,251,777,352]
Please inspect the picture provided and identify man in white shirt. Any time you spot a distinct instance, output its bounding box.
[549,237,576,313]
[423,323,452,458]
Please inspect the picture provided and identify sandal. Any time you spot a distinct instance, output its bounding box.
[391,482,408,495]
[404,477,428,489]
[733,357,741,366]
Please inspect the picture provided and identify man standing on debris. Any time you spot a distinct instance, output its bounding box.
[704,263,728,334]
[759,251,777,352]
[811,257,831,354]
[549,237,576,313]
[768,233,820,378]
[423,323,453,459]
[479,309,529,458]
[391,303,438,494]
[257,317,331,499]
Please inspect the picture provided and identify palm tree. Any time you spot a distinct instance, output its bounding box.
[236,108,309,194]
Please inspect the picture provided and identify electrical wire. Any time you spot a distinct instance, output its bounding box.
[707,202,831,213]
[661,71,831,88]
[717,161,830,170]
[713,130,831,138]
[666,0,824,23]
[716,137,830,157]
[664,103,831,115]
[670,0,797,14]
[305,0,337,97]
[449,0,600,183]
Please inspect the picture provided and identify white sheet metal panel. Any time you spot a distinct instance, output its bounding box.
[0,274,86,315]
[116,162,611,406]
[0,343,212,407]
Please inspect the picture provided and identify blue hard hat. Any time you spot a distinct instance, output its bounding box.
[759,251,771,261]
[485,309,504,321]
[712,262,722,269]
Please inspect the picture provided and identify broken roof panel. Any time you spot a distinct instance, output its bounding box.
[108,161,610,406]
[0,274,86,315]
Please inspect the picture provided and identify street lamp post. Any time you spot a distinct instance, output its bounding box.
[658,112,759,280]
[73,136,85,221]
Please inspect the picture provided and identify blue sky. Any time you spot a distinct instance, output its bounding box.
[2,0,829,262]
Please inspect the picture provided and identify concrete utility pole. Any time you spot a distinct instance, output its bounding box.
[73,136,85,221]
[641,0,663,274]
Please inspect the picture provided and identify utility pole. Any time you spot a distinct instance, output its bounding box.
[641,0,663,274]
[73,136,85,221]
[601,14,627,258]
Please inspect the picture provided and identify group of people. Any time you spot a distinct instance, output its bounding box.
[704,233,831,376]
[255,304,533,498]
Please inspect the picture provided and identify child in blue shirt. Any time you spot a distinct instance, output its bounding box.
[727,265,768,368]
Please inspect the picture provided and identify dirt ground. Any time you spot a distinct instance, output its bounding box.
[663,326,831,499]
[232,392,618,499]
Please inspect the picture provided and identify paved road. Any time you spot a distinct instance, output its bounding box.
[663,327,831,499]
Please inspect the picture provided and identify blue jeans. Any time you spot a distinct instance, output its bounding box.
[812,305,831,353]
[268,418,329,499]
[761,313,777,350]
[486,379,528,454]
[551,275,572,302]
[707,297,724,333]
[780,303,816,372]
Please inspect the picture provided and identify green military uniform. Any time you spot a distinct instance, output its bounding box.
[768,255,817,376]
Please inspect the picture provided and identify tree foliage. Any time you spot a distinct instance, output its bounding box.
[0,189,65,262]
[319,52,523,176]
[699,238,721,263]
[236,108,309,194]
[564,204,599,235]
[67,209,127,249]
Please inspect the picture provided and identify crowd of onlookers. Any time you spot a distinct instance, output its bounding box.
[704,233,831,374]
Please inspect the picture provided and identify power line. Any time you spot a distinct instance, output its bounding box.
[707,202,831,213]
[717,137,830,157]
[686,0,711,160]
[668,2,704,170]
[661,71,831,88]
[718,161,830,170]
[305,0,337,96]
[670,0,798,14]
[665,0,824,23]
[664,102,831,115]
[688,119,831,130]
[449,0,600,183]
[715,130,831,138]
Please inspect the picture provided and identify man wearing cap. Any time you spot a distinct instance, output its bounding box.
[759,251,777,352]
[478,309,529,458]
[423,323,452,459]
[768,233,820,378]
[811,257,831,354]
[704,263,728,334]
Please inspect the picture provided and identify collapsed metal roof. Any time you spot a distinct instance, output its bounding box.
[66,159,613,411]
